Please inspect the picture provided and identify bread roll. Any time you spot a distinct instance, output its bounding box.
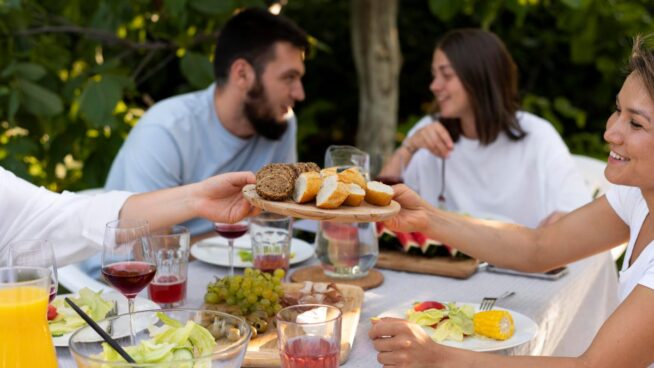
[320,167,338,179]
[337,167,367,189]
[343,183,365,206]
[316,175,349,209]
[293,171,321,203]
[365,181,394,206]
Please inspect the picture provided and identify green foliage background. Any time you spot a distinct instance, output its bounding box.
[0,0,652,191]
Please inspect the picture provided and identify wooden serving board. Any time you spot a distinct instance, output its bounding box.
[242,184,400,222]
[376,249,479,279]
[290,265,384,290]
[210,282,364,367]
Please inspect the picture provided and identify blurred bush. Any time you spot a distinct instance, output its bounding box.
[1,0,652,190]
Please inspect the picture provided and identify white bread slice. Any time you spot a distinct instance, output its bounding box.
[365,181,394,206]
[344,183,365,206]
[293,171,321,203]
[320,167,338,179]
[337,167,367,189]
[316,175,349,209]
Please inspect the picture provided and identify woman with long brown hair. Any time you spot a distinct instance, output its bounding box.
[380,29,589,227]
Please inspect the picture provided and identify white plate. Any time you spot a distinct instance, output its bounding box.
[192,234,314,268]
[51,292,160,347]
[380,302,538,352]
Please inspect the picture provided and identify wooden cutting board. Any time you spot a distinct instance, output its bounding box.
[242,184,400,222]
[225,283,364,367]
[376,249,479,279]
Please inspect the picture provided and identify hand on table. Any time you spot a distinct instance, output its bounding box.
[369,317,445,367]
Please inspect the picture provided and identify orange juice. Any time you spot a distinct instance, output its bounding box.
[0,286,57,368]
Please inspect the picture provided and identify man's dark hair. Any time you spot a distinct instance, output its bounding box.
[436,29,526,145]
[213,8,309,86]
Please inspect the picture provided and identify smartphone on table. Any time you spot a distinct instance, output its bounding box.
[486,265,569,280]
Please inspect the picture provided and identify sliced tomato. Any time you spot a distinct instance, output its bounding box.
[414,301,445,312]
[47,304,58,320]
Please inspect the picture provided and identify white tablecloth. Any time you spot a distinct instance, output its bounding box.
[57,247,618,367]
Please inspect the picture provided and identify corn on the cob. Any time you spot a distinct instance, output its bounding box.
[473,310,515,340]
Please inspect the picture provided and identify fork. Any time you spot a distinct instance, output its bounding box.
[479,291,515,311]
[105,299,119,335]
[437,158,446,209]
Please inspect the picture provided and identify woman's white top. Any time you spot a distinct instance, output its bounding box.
[0,166,132,266]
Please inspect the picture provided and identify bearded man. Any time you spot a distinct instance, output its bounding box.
[104,8,308,235]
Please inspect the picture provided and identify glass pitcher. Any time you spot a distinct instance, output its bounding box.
[315,145,379,279]
[0,266,57,368]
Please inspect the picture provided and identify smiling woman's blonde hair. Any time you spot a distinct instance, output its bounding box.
[630,34,654,100]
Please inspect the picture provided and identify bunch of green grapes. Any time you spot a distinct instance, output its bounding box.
[204,268,286,318]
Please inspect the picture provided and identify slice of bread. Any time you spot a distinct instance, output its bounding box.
[256,163,297,182]
[365,181,394,206]
[256,173,294,201]
[293,171,321,203]
[337,167,367,189]
[316,175,349,209]
[291,162,321,177]
[344,183,365,206]
[320,166,338,179]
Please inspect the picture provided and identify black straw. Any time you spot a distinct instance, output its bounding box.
[64,297,136,364]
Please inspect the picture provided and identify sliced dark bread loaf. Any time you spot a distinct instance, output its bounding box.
[256,173,294,200]
[256,163,296,182]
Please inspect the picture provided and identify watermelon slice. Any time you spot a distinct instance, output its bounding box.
[411,232,444,256]
[396,232,421,255]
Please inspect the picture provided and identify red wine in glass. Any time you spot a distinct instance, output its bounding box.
[148,275,187,305]
[253,254,289,274]
[281,336,339,368]
[102,261,156,298]
[214,221,249,276]
[214,223,249,239]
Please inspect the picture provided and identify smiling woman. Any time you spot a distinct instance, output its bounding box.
[369,34,654,367]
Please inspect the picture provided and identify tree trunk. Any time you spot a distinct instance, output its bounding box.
[350,0,401,169]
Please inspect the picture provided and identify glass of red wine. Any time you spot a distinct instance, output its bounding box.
[214,220,249,276]
[101,219,155,342]
[7,239,58,303]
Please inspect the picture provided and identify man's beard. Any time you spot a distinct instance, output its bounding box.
[244,79,288,140]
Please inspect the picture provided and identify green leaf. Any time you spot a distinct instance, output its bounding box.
[16,78,64,117]
[8,89,19,123]
[13,62,47,81]
[560,0,582,9]
[180,52,214,89]
[188,0,236,15]
[78,75,123,128]
[428,0,465,22]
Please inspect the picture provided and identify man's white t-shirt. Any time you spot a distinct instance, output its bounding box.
[606,185,654,301]
[403,111,591,227]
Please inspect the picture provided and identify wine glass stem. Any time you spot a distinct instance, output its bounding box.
[127,297,136,345]
[228,239,235,277]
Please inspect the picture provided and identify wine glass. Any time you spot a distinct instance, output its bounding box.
[101,219,155,342]
[214,220,249,276]
[8,239,58,303]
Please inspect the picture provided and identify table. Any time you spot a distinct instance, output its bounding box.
[57,245,618,367]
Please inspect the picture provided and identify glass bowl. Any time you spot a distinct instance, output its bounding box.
[69,308,251,367]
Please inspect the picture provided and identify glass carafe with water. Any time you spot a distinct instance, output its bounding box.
[315,145,379,279]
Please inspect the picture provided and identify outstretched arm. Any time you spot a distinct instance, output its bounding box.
[384,184,628,272]
[119,171,259,231]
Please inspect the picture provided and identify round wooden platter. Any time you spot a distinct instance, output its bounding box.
[242,184,401,222]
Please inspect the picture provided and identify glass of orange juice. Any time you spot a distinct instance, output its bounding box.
[0,266,57,368]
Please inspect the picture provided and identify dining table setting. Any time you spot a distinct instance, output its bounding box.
[51,214,619,367]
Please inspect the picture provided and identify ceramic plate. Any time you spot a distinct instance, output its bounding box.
[379,302,538,352]
[191,234,314,268]
[51,292,160,347]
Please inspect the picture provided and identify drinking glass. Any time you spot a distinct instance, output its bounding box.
[214,220,249,276]
[146,225,190,307]
[250,213,293,277]
[0,266,57,367]
[324,145,370,179]
[7,239,58,303]
[276,304,342,368]
[101,219,155,342]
